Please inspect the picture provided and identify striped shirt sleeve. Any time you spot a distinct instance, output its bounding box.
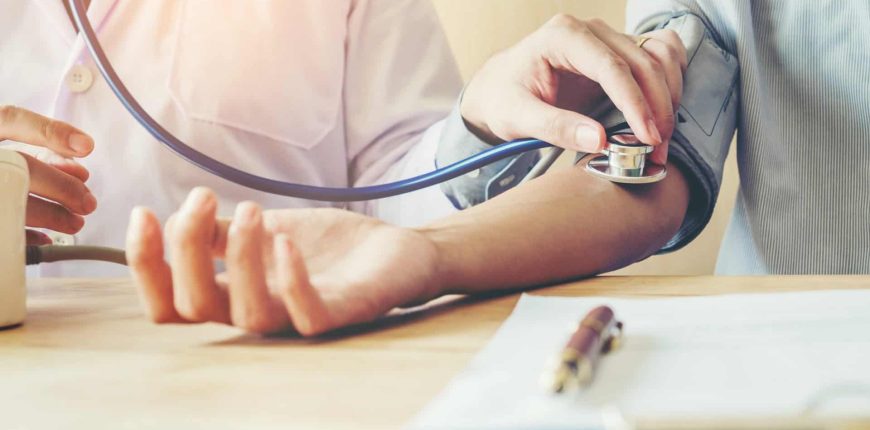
[628,3,740,252]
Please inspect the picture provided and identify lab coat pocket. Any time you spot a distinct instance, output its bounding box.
[167,1,350,149]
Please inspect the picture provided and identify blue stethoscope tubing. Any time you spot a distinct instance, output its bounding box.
[68,0,552,202]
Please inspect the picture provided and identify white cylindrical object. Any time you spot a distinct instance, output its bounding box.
[0,149,28,328]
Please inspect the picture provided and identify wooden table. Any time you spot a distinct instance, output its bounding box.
[1,276,868,429]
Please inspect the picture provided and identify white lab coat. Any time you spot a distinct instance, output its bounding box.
[0,0,463,277]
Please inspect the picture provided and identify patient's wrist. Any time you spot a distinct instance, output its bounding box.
[415,224,471,296]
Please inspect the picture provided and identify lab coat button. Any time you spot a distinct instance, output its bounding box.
[66,65,94,93]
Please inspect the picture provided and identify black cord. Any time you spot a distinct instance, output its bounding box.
[25,245,127,266]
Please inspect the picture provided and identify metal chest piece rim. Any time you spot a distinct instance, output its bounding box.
[584,132,667,184]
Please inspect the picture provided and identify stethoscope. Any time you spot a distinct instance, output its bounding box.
[68,0,666,202]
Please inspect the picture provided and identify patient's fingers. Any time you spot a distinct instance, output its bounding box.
[168,187,230,323]
[274,234,333,337]
[225,202,290,334]
[211,217,231,260]
[127,207,185,323]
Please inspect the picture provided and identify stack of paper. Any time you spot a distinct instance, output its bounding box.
[409,290,870,429]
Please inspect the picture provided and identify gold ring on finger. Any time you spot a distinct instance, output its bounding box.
[636,36,652,48]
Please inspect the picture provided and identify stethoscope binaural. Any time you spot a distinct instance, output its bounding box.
[68,0,666,202]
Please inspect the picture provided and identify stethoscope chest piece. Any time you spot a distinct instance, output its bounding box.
[585,133,667,184]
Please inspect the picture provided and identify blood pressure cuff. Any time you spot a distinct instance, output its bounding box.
[436,11,737,253]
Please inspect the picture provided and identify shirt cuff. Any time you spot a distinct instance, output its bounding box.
[435,101,540,209]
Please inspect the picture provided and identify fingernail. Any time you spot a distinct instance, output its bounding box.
[70,214,85,231]
[183,187,214,212]
[26,230,53,246]
[651,144,669,165]
[128,207,156,239]
[68,133,94,155]
[575,125,604,152]
[646,119,663,145]
[82,191,97,213]
[129,207,146,229]
[234,202,260,227]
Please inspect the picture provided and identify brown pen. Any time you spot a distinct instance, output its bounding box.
[544,305,624,393]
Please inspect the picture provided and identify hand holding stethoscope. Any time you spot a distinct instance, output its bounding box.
[461,15,687,166]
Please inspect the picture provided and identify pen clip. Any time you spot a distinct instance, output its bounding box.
[602,321,625,354]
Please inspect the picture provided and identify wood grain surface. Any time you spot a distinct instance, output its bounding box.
[1,276,867,429]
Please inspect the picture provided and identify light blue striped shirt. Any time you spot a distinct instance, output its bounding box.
[438,1,870,274]
[629,0,870,274]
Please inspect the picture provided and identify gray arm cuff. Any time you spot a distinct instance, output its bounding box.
[656,135,720,254]
[652,11,739,253]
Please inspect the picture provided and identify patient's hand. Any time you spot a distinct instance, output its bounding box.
[461,15,687,165]
[126,187,441,336]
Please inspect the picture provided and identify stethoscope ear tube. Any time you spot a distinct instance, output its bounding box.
[68,0,551,202]
[69,0,663,201]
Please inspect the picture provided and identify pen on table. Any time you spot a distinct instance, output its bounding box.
[543,305,624,393]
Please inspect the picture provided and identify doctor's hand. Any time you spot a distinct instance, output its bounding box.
[0,106,97,244]
[460,15,687,164]
[126,187,441,336]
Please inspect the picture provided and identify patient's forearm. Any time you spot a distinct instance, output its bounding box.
[420,157,690,294]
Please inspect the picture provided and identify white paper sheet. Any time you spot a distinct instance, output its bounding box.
[408,290,870,430]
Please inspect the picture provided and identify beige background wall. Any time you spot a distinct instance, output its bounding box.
[431,0,739,275]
